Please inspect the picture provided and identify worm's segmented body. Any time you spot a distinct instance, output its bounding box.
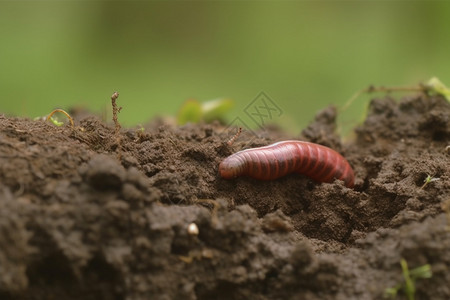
[219,140,354,188]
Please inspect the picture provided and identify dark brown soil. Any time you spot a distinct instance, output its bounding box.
[0,94,449,300]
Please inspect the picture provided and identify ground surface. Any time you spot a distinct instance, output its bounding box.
[0,94,449,300]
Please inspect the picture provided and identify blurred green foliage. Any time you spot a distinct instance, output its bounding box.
[177,98,233,125]
[177,99,203,125]
[426,77,450,101]
[1,2,450,135]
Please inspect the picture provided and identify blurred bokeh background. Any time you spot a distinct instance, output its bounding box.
[1,1,449,134]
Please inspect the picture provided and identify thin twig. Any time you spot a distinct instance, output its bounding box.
[227,127,242,146]
[111,91,121,135]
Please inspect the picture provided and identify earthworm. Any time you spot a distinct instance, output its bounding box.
[219,140,354,188]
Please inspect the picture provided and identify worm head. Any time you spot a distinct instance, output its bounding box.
[219,156,243,179]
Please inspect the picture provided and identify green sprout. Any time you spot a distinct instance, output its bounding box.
[136,124,145,133]
[201,98,234,123]
[424,77,450,102]
[35,108,74,128]
[48,116,64,126]
[384,259,432,300]
[177,98,234,125]
[421,174,440,189]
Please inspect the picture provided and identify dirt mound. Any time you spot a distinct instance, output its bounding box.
[0,94,449,299]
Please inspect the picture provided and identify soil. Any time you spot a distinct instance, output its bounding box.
[0,94,449,300]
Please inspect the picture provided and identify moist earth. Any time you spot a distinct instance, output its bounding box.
[0,94,449,300]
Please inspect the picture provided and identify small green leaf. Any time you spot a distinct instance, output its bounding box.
[425,77,450,101]
[384,259,432,300]
[384,287,400,298]
[410,264,432,279]
[202,98,234,123]
[49,116,64,127]
[177,99,203,125]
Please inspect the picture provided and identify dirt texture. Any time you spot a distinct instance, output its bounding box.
[0,94,449,300]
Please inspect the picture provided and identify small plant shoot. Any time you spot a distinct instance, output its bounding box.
[177,99,203,125]
[177,98,234,125]
[425,77,450,102]
[421,174,440,189]
[44,109,74,128]
[48,117,64,127]
[384,259,432,300]
[201,98,234,123]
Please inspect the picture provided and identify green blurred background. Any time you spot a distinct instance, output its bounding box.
[1,1,449,134]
